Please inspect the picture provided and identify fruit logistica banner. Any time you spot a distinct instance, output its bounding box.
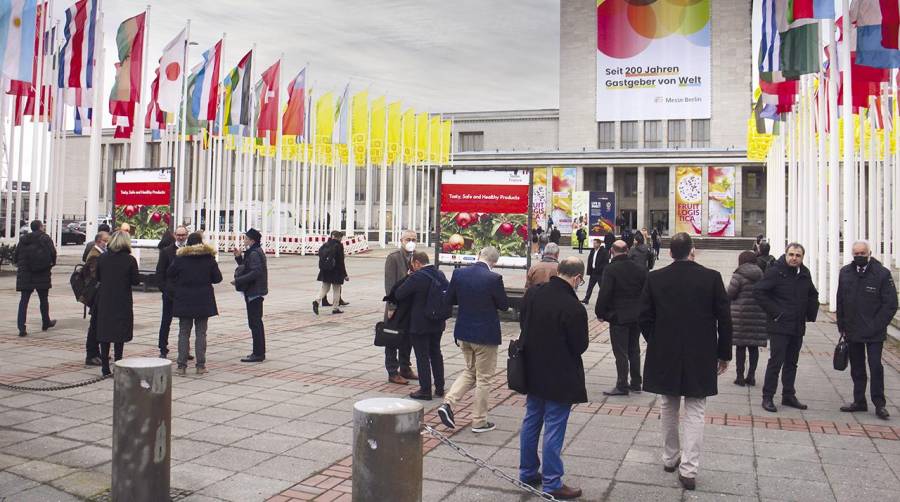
[596,0,711,121]
[439,170,530,268]
[532,168,548,230]
[675,166,702,235]
[113,169,173,246]
[708,166,735,237]
[551,167,577,235]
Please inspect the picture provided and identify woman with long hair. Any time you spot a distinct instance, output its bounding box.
[94,231,140,375]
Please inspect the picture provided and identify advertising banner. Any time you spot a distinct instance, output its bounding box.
[532,167,548,230]
[708,166,736,237]
[572,191,589,232]
[550,167,577,235]
[674,166,702,235]
[588,191,616,239]
[113,169,173,246]
[596,0,711,121]
[439,170,530,268]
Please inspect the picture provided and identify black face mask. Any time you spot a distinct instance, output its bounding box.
[852,256,869,268]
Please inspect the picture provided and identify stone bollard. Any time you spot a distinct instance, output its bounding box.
[352,398,424,502]
[112,358,172,502]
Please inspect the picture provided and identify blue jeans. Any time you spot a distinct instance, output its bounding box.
[519,395,572,492]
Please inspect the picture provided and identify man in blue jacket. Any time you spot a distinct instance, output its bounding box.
[438,246,509,433]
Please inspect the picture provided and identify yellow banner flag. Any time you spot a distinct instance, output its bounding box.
[351,90,369,165]
[746,118,774,162]
[402,108,416,164]
[441,120,452,164]
[370,96,386,163]
[429,115,441,163]
[415,112,429,163]
[316,92,335,146]
[387,102,402,164]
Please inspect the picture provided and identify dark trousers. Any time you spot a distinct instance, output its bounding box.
[17,289,50,331]
[85,312,100,359]
[385,333,413,376]
[735,345,759,379]
[100,342,124,374]
[577,240,584,254]
[246,297,266,357]
[158,293,174,354]
[609,323,641,389]
[582,274,602,302]
[411,331,444,394]
[762,334,803,399]
[849,341,885,407]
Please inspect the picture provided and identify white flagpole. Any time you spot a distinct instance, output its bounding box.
[85,8,105,238]
[176,20,191,225]
[2,92,12,239]
[14,98,26,234]
[274,54,284,256]
[301,87,311,253]
[378,102,388,247]
[840,2,854,263]
[893,71,900,267]
[364,96,373,240]
[827,23,840,309]
[345,91,356,236]
[131,5,150,169]
[28,0,48,222]
[881,86,890,267]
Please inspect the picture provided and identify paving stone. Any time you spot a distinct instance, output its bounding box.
[49,470,109,499]
[189,424,258,446]
[756,457,828,482]
[424,457,479,483]
[757,475,837,502]
[606,480,684,501]
[3,436,83,460]
[230,432,307,454]
[10,484,81,502]
[282,439,349,464]
[201,472,293,502]
[170,462,235,491]
[6,460,77,483]
[614,461,682,488]
[0,471,39,497]
[244,455,325,482]
[44,445,111,469]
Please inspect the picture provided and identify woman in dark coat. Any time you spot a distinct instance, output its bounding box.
[95,231,140,375]
[315,231,349,314]
[628,232,654,270]
[726,251,768,386]
[168,233,223,375]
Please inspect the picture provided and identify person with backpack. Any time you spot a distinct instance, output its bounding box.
[394,252,449,400]
[233,228,269,363]
[575,226,587,254]
[313,231,349,315]
[15,220,58,337]
[79,231,109,366]
[756,240,776,273]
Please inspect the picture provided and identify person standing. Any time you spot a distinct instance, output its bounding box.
[233,228,268,363]
[639,233,732,490]
[650,228,661,260]
[575,226,587,254]
[549,225,561,245]
[581,238,609,304]
[394,252,447,400]
[538,229,550,256]
[836,241,898,420]
[518,258,588,500]
[81,231,109,366]
[628,231,654,270]
[313,231,349,315]
[755,241,776,273]
[168,233,223,376]
[95,231,141,376]
[754,243,819,413]
[382,230,418,385]
[82,223,111,262]
[525,243,559,290]
[726,251,768,386]
[15,220,57,337]
[596,240,647,396]
[438,246,509,433]
[156,226,189,358]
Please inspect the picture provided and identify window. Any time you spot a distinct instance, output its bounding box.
[667,120,686,148]
[584,169,607,191]
[621,121,639,149]
[745,168,764,198]
[692,119,711,148]
[653,172,669,198]
[459,131,484,152]
[598,122,615,149]
[624,172,638,196]
[644,121,662,148]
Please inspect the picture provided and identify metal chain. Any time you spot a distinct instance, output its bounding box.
[422,424,558,501]
[0,374,111,392]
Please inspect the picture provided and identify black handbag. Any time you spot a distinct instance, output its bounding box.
[507,338,527,394]
[233,264,247,292]
[374,321,403,347]
[833,334,850,371]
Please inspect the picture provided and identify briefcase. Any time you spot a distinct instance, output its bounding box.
[506,338,527,394]
[833,334,849,371]
[374,321,403,348]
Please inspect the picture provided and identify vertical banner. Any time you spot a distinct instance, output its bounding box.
[572,191,589,232]
[550,167,577,234]
[532,167,549,229]
[113,169,174,246]
[439,170,530,268]
[596,0,711,121]
[708,166,736,237]
[674,166,702,235]
[589,191,616,238]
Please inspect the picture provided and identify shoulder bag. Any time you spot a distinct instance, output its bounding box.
[833,333,849,371]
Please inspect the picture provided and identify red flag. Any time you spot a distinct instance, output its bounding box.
[282,68,306,137]
[256,60,280,141]
[145,68,164,130]
[882,0,900,50]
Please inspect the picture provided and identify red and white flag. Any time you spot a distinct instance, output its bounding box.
[157,28,186,113]
[256,60,280,141]
[191,40,221,122]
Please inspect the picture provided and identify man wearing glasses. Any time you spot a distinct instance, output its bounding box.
[383,230,419,384]
[156,226,190,359]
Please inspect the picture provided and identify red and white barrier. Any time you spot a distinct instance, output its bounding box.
[211,233,370,256]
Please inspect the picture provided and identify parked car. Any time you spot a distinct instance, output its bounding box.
[61,227,86,245]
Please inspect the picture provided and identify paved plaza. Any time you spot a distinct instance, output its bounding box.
[0,246,898,501]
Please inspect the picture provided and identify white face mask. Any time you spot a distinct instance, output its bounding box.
[404,241,416,253]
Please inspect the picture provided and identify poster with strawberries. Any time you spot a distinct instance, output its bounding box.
[439,170,530,268]
[113,169,173,246]
[707,166,735,237]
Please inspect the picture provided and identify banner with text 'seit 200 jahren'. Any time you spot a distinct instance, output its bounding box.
[596,0,711,121]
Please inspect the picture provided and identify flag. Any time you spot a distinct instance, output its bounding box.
[402,108,415,163]
[145,68,164,131]
[351,90,368,164]
[282,67,306,138]
[853,0,900,68]
[0,0,38,83]
[223,50,252,134]
[415,112,428,162]
[441,120,452,164]
[58,0,97,89]
[157,28,186,113]
[370,96,386,162]
[759,0,785,82]
[191,40,222,122]
[778,0,820,76]
[109,12,146,139]
[386,101,401,164]
[256,60,280,141]
[74,106,92,135]
[334,83,350,144]
[429,115,441,163]
[788,0,835,21]
[181,67,201,136]
[883,0,900,49]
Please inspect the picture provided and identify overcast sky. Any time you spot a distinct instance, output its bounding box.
[75,0,560,114]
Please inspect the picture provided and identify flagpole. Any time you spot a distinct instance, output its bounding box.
[893,70,900,268]
[28,0,48,222]
[827,22,840,310]
[130,5,150,169]
[364,96,373,241]
[176,20,190,225]
[274,53,284,256]
[85,6,105,238]
[378,102,389,247]
[38,20,58,223]
[840,1,854,263]
[301,84,311,254]
[3,91,12,239]
[881,85,891,267]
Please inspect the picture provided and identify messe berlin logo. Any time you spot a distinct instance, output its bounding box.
[597,0,710,59]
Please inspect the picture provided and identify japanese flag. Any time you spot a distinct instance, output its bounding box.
[157,28,186,113]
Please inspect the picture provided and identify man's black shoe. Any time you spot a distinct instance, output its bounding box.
[629,384,642,393]
[321,298,332,307]
[438,404,455,429]
[332,308,344,314]
[522,476,542,488]
[240,354,265,363]
[18,330,26,337]
[434,388,445,397]
[761,398,777,413]
[603,387,629,396]
[187,354,195,361]
[664,457,681,473]
[840,402,868,413]
[85,357,102,367]
[41,320,56,331]
[408,390,432,400]
[678,475,696,490]
[312,300,319,315]
[876,407,890,420]
[339,299,349,306]
[781,396,808,410]
[159,351,169,359]
[745,375,756,386]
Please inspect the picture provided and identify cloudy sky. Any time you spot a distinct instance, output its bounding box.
[77,0,560,114]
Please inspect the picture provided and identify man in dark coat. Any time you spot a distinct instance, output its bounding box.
[753,243,819,413]
[639,232,731,490]
[836,241,898,420]
[82,223,111,262]
[395,252,448,400]
[382,229,418,385]
[517,258,589,500]
[95,231,141,376]
[596,240,647,396]
[15,220,57,336]
[581,239,609,304]
[313,231,349,315]
[82,231,109,366]
[438,246,509,434]
[756,241,776,272]
[155,226,189,358]
[233,228,269,363]
[549,226,561,245]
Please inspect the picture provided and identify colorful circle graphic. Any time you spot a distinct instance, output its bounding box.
[597,0,710,59]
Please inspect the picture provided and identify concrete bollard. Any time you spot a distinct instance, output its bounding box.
[112,358,172,502]
[352,398,424,502]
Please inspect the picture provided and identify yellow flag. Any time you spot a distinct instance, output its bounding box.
[370,96,386,163]
[429,116,441,163]
[402,108,416,164]
[441,120,452,164]
[746,118,774,162]
[316,92,335,146]
[351,90,369,165]
[415,112,429,163]
[387,102,402,164]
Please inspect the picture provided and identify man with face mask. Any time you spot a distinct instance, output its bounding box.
[836,241,897,420]
[382,230,418,384]
[753,243,820,413]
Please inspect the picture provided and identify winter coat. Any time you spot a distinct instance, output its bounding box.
[753,256,819,337]
[14,230,57,291]
[446,262,509,346]
[155,243,178,296]
[726,263,768,347]
[595,254,647,325]
[234,243,268,298]
[383,276,413,334]
[316,238,348,285]
[525,257,559,290]
[628,243,653,271]
[756,254,776,273]
[520,277,590,404]
[95,249,140,343]
[640,260,733,398]
[586,246,609,278]
[549,229,561,244]
[168,244,223,319]
[82,246,104,312]
[394,265,449,335]
[836,259,898,343]
[384,249,413,309]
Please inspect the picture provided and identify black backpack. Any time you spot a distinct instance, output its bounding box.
[423,271,452,321]
[70,264,98,306]
[319,242,337,272]
[29,238,53,272]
